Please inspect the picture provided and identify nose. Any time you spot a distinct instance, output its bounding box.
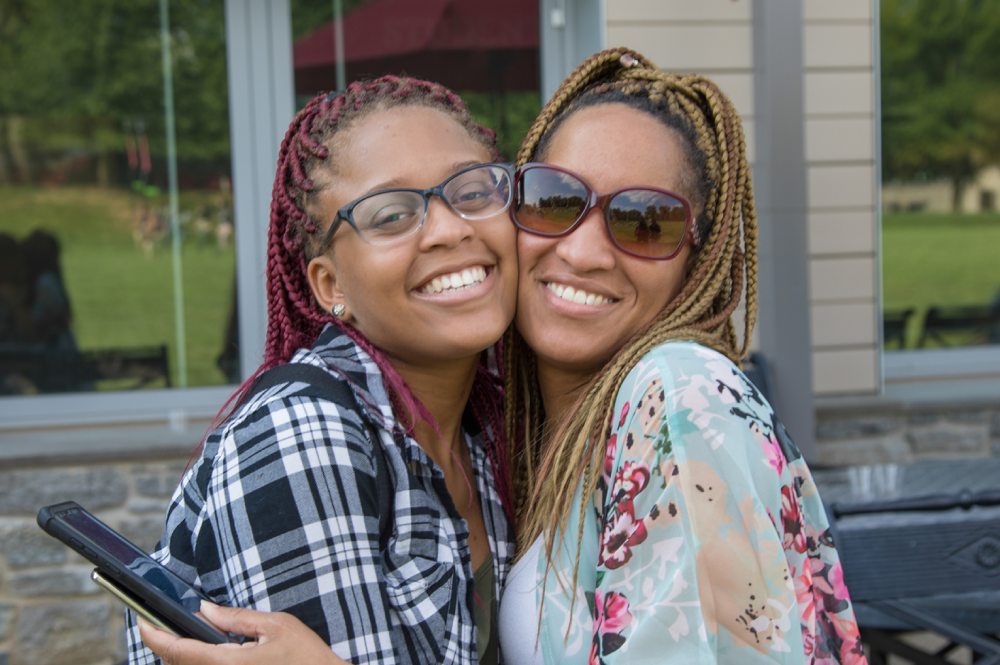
[553,208,617,271]
[418,195,474,250]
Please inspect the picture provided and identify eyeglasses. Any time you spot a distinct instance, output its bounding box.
[319,163,513,247]
[510,163,694,260]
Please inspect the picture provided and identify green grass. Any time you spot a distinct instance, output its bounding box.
[882,211,1000,348]
[1,186,235,388]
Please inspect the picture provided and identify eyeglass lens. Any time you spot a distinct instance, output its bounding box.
[352,164,510,242]
[514,166,689,259]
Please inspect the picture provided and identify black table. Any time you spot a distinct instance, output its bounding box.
[813,459,1000,665]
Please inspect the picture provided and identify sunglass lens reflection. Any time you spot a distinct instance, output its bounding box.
[516,168,588,234]
[606,190,687,258]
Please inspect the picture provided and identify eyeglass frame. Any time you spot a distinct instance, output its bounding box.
[317,162,514,249]
[509,162,696,260]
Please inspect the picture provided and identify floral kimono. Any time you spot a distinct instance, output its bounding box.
[534,341,867,664]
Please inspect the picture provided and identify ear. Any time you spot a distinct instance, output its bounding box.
[306,254,351,321]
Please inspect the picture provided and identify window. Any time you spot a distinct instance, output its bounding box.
[879,0,1000,358]
[289,0,542,162]
[0,1,238,397]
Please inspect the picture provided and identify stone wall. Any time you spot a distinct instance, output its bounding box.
[816,398,1000,465]
[0,458,187,665]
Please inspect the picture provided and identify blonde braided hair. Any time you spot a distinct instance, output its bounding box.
[504,47,759,619]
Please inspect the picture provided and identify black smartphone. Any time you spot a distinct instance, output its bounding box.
[37,500,237,644]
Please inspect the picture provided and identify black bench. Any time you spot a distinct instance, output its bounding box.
[883,308,915,349]
[814,460,1000,664]
[918,305,1000,348]
[0,343,170,393]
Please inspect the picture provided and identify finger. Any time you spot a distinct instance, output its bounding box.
[140,619,241,665]
[198,602,274,640]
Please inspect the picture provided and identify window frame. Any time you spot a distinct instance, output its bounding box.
[0,0,293,450]
[874,0,1000,398]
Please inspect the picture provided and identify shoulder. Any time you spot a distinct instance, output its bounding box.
[609,341,777,458]
[615,341,752,416]
[206,357,380,472]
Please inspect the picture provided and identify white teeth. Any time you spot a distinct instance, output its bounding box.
[546,282,612,305]
[419,266,487,294]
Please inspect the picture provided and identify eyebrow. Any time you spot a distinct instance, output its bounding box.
[355,160,486,198]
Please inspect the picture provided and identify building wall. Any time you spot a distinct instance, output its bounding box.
[0,456,189,665]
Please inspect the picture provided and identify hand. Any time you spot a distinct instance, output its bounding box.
[139,602,349,665]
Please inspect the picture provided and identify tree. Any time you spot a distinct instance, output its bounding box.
[881,0,1000,210]
[0,0,230,187]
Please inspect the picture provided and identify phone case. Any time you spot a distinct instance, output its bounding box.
[37,500,233,644]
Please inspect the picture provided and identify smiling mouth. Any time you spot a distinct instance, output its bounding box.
[545,281,616,305]
[418,266,489,295]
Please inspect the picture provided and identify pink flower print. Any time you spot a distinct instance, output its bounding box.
[604,434,618,476]
[828,560,851,601]
[793,564,817,642]
[761,432,785,475]
[590,589,633,662]
[618,401,630,427]
[599,506,649,569]
[780,485,807,553]
[614,461,651,502]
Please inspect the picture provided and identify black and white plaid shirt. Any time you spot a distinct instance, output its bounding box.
[125,326,514,664]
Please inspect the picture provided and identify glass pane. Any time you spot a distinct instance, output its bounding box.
[880,0,1000,351]
[290,0,541,161]
[0,1,238,395]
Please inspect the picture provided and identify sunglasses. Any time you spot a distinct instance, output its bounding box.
[510,163,694,260]
[319,163,513,248]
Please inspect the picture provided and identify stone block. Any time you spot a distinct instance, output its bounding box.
[0,603,14,640]
[0,525,67,569]
[132,463,186,499]
[907,426,989,457]
[945,409,991,425]
[8,566,97,597]
[118,517,166,552]
[129,497,174,515]
[816,435,914,467]
[0,468,127,516]
[14,601,112,665]
[816,415,902,441]
[907,411,940,427]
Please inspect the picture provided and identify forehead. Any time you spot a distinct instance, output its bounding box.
[313,105,491,205]
[542,103,688,194]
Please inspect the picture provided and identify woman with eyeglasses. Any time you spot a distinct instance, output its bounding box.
[127,75,518,665]
[140,49,864,664]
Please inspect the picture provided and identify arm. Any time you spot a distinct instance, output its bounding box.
[139,603,349,665]
[127,393,397,664]
[589,345,838,663]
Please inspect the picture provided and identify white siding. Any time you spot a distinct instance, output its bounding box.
[605,0,880,397]
[804,2,879,396]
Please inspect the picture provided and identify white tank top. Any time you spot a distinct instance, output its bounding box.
[498,537,545,665]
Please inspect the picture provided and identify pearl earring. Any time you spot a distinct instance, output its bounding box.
[332,303,346,319]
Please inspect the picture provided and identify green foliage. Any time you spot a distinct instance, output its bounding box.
[881,0,1000,198]
[0,0,230,181]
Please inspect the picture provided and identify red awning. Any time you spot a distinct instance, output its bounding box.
[293,0,539,93]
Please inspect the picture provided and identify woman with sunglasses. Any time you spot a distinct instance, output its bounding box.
[140,49,864,664]
[498,47,864,664]
[127,75,518,665]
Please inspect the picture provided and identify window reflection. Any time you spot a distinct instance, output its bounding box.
[880,0,1000,351]
[0,1,237,394]
[291,0,540,160]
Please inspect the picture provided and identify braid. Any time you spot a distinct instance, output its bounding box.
[507,48,759,626]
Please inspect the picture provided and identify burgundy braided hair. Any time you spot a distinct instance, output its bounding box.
[211,76,513,520]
